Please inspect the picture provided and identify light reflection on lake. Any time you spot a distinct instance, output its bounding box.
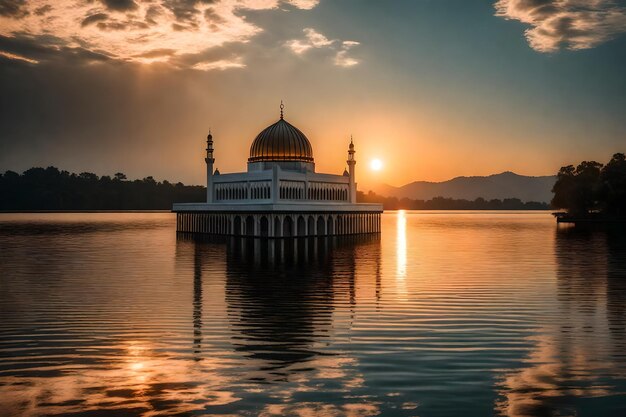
[0,212,625,416]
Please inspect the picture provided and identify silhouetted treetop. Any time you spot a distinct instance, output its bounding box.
[552,153,626,218]
[0,167,205,210]
[357,190,548,210]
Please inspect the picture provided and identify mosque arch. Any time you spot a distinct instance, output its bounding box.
[307,215,315,236]
[284,216,294,237]
[245,215,254,236]
[274,217,281,237]
[260,216,269,237]
[234,216,241,235]
[317,216,325,236]
[297,216,306,236]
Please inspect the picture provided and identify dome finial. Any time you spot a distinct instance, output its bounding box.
[280,100,284,119]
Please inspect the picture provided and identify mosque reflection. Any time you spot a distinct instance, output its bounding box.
[495,226,626,417]
[178,234,381,382]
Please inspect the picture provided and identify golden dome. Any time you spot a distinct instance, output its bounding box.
[248,117,314,163]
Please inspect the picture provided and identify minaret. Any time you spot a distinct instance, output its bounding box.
[205,130,214,203]
[347,136,356,203]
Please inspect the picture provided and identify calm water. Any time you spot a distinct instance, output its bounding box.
[1,212,625,417]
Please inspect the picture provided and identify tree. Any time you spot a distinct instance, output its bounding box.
[551,154,626,218]
[79,172,99,181]
[600,153,626,217]
[0,166,206,210]
[574,160,603,214]
[551,161,603,216]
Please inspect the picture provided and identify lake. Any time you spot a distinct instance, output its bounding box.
[1,211,625,417]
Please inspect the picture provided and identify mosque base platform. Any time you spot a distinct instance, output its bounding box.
[173,209,381,238]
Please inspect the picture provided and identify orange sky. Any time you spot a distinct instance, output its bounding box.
[0,1,624,188]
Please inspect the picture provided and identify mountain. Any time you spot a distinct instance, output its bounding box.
[370,172,556,203]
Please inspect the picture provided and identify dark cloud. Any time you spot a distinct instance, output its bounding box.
[0,0,28,18]
[0,33,64,61]
[100,0,138,12]
[81,13,109,27]
[169,40,246,68]
[171,22,190,31]
[162,0,201,23]
[0,33,111,65]
[495,0,626,52]
[34,5,52,16]
[96,19,149,31]
[204,7,225,25]
[145,5,162,25]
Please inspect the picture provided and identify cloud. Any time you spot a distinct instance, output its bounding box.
[283,0,319,10]
[192,57,245,71]
[285,28,360,67]
[285,27,332,54]
[0,50,38,64]
[495,0,626,52]
[0,0,319,67]
[100,0,139,12]
[0,0,29,18]
[334,40,359,67]
[0,33,112,65]
[81,13,109,27]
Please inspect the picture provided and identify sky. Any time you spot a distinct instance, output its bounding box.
[1,0,625,189]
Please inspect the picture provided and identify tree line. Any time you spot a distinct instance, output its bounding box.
[11,164,621,212]
[0,167,205,210]
[551,153,626,218]
[357,191,548,210]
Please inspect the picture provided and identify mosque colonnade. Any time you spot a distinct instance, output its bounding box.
[176,212,381,237]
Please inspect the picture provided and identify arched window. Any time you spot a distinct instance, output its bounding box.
[284,216,293,237]
[307,216,315,236]
[233,216,241,236]
[317,216,325,236]
[274,217,281,237]
[245,215,254,236]
[260,216,269,237]
[297,216,305,236]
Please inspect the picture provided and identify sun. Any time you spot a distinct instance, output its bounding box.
[370,159,383,171]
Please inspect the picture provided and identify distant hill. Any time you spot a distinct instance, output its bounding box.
[371,172,556,203]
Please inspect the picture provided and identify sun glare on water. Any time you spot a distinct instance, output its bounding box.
[370,159,383,171]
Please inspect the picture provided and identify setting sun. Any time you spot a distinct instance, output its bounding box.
[370,159,383,171]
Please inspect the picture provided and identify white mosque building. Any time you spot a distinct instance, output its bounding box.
[173,104,382,237]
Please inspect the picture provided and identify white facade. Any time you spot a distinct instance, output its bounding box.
[173,110,382,237]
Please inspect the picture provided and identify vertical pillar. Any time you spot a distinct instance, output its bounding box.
[205,131,215,203]
[347,137,357,203]
[271,165,279,203]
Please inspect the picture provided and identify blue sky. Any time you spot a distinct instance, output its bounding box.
[1,0,624,186]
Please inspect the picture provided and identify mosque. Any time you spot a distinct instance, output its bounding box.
[173,104,382,237]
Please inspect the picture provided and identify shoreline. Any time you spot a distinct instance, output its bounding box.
[556,217,626,224]
[0,210,172,214]
[0,209,554,214]
[553,212,626,224]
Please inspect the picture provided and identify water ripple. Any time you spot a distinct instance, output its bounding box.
[1,212,625,416]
